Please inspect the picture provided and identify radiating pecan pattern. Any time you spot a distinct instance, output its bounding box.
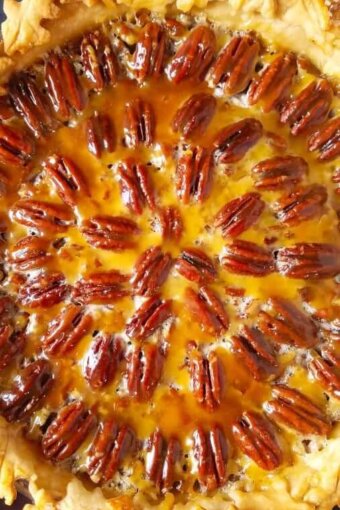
[0,360,53,422]
[72,270,129,305]
[0,123,34,166]
[213,118,263,164]
[18,271,68,308]
[126,296,172,340]
[155,206,183,240]
[309,353,340,399]
[81,31,119,90]
[176,146,214,203]
[127,343,165,400]
[42,401,95,461]
[275,243,340,279]
[209,35,259,95]
[85,334,123,389]
[214,192,265,238]
[222,240,274,276]
[193,425,228,490]
[8,236,51,271]
[86,111,115,157]
[172,93,216,138]
[0,326,26,371]
[81,215,139,250]
[146,429,181,492]
[42,304,92,356]
[11,200,74,233]
[168,25,216,83]
[176,247,216,283]
[232,411,282,470]
[308,117,340,162]
[251,155,308,190]
[124,98,155,147]
[248,53,297,112]
[265,385,331,435]
[188,346,224,409]
[133,22,166,81]
[280,79,333,135]
[131,246,172,296]
[185,286,228,335]
[117,159,156,214]
[273,184,327,225]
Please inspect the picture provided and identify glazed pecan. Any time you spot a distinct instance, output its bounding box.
[44,154,90,207]
[265,385,331,435]
[188,347,224,410]
[155,206,183,240]
[42,304,92,356]
[72,270,129,305]
[133,22,166,81]
[126,296,172,340]
[8,236,51,272]
[11,200,74,233]
[333,168,340,194]
[18,271,68,308]
[176,146,214,203]
[42,401,95,461]
[257,297,317,348]
[0,169,9,196]
[232,411,282,470]
[81,215,139,251]
[168,26,216,83]
[251,155,308,190]
[308,117,340,162]
[172,93,216,138]
[248,53,297,112]
[275,243,340,279]
[86,111,115,157]
[280,79,333,135]
[193,425,228,491]
[0,360,53,422]
[146,430,181,492]
[45,53,85,119]
[127,343,165,400]
[309,353,340,399]
[214,192,265,238]
[176,247,216,283]
[213,118,263,164]
[209,35,259,95]
[273,184,327,225]
[85,334,123,389]
[222,240,274,276]
[0,123,34,166]
[0,326,26,370]
[87,419,135,482]
[81,31,119,90]
[131,246,172,296]
[185,286,229,335]
[124,99,155,148]
[231,326,278,381]
[117,159,156,214]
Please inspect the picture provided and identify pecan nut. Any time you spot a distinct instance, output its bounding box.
[308,353,340,399]
[193,425,228,490]
[222,240,275,276]
[275,243,340,279]
[251,155,308,190]
[154,206,183,240]
[124,98,155,147]
[185,286,229,335]
[11,200,74,232]
[133,22,166,81]
[0,123,34,166]
[86,111,115,157]
[131,246,172,296]
[0,95,14,120]
[81,215,139,250]
[117,159,156,214]
[85,334,123,389]
[81,31,119,90]
[146,430,181,492]
[214,192,265,238]
[8,236,51,272]
[127,344,165,400]
[308,117,340,162]
[0,325,26,371]
[176,247,216,283]
[72,270,129,305]
[18,271,69,308]
[126,296,172,340]
[176,146,214,203]
[213,118,263,164]
[172,93,216,138]
[188,346,224,410]
[273,184,327,225]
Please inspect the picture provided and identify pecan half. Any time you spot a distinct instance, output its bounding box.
[308,117,340,161]
[176,146,214,203]
[146,430,181,492]
[185,286,229,335]
[232,411,282,470]
[222,240,275,276]
[44,154,90,207]
[193,425,228,490]
[85,334,123,389]
[265,385,331,435]
[126,343,165,400]
[275,243,340,279]
[248,53,297,112]
[42,401,95,461]
[117,159,156,214]
[81,215,139,250]
[257,297,317,348]
[209,35,259,95]
[133,22,166,81]
[0,360,53,422]
[280,79,333,135]
[214,192,265,238]
[11,200,74,233]
[273,184,327,225]
[309,353,340,399]
[18,271,68,308]
[86,111,115,157]
[0,95,14,120]
[0,123,34,166]
[155,206,183,240]
[188,347,224,410]
[168,26,216,83]
[231,326,278,380]
[81,31,119,90]
[251,155,308,190]
[87,419,135,482]
[176,247,216,283]
[8,236,51,272]
[124,99,155,147]
[172,93,216,138]
[131,246,172,296]
[72,270,129,305]
[126,296,172,340]
[213,118,263,164]
[0,326,26,371]
[42,304,92,356]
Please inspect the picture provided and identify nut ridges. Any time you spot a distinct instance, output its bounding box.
[11,200,74,233]
[85,334,123,389]
[81,215,139,250]
[176,145,214,203]
[133,22,166,81]
[275,243,340,279]
[213,118,263,164]
[308,351,340,399]
[273,184,328,225]
[214,192,265,238]
[81,31,119,90]
[126,296,172,340]
[18,271,69,308]
[251,155,308,190]
[0,122,34,167]
[176,247,216,284]
[193,424,228,491]
[172,93,217,139]
[222,240,275,276]
[308,116,340,161]
[86,111,115,157]
[72,270,130,305]
[185,286,229,336]
[117,159,156,214]
[124,98,155,148]
[8,235,51,272]
[131,245,173,296]
[155,206,183,240]
[145,429,181,492]
[126,343,165,400]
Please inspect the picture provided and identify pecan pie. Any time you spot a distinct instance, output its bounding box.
[0,1,339,510]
